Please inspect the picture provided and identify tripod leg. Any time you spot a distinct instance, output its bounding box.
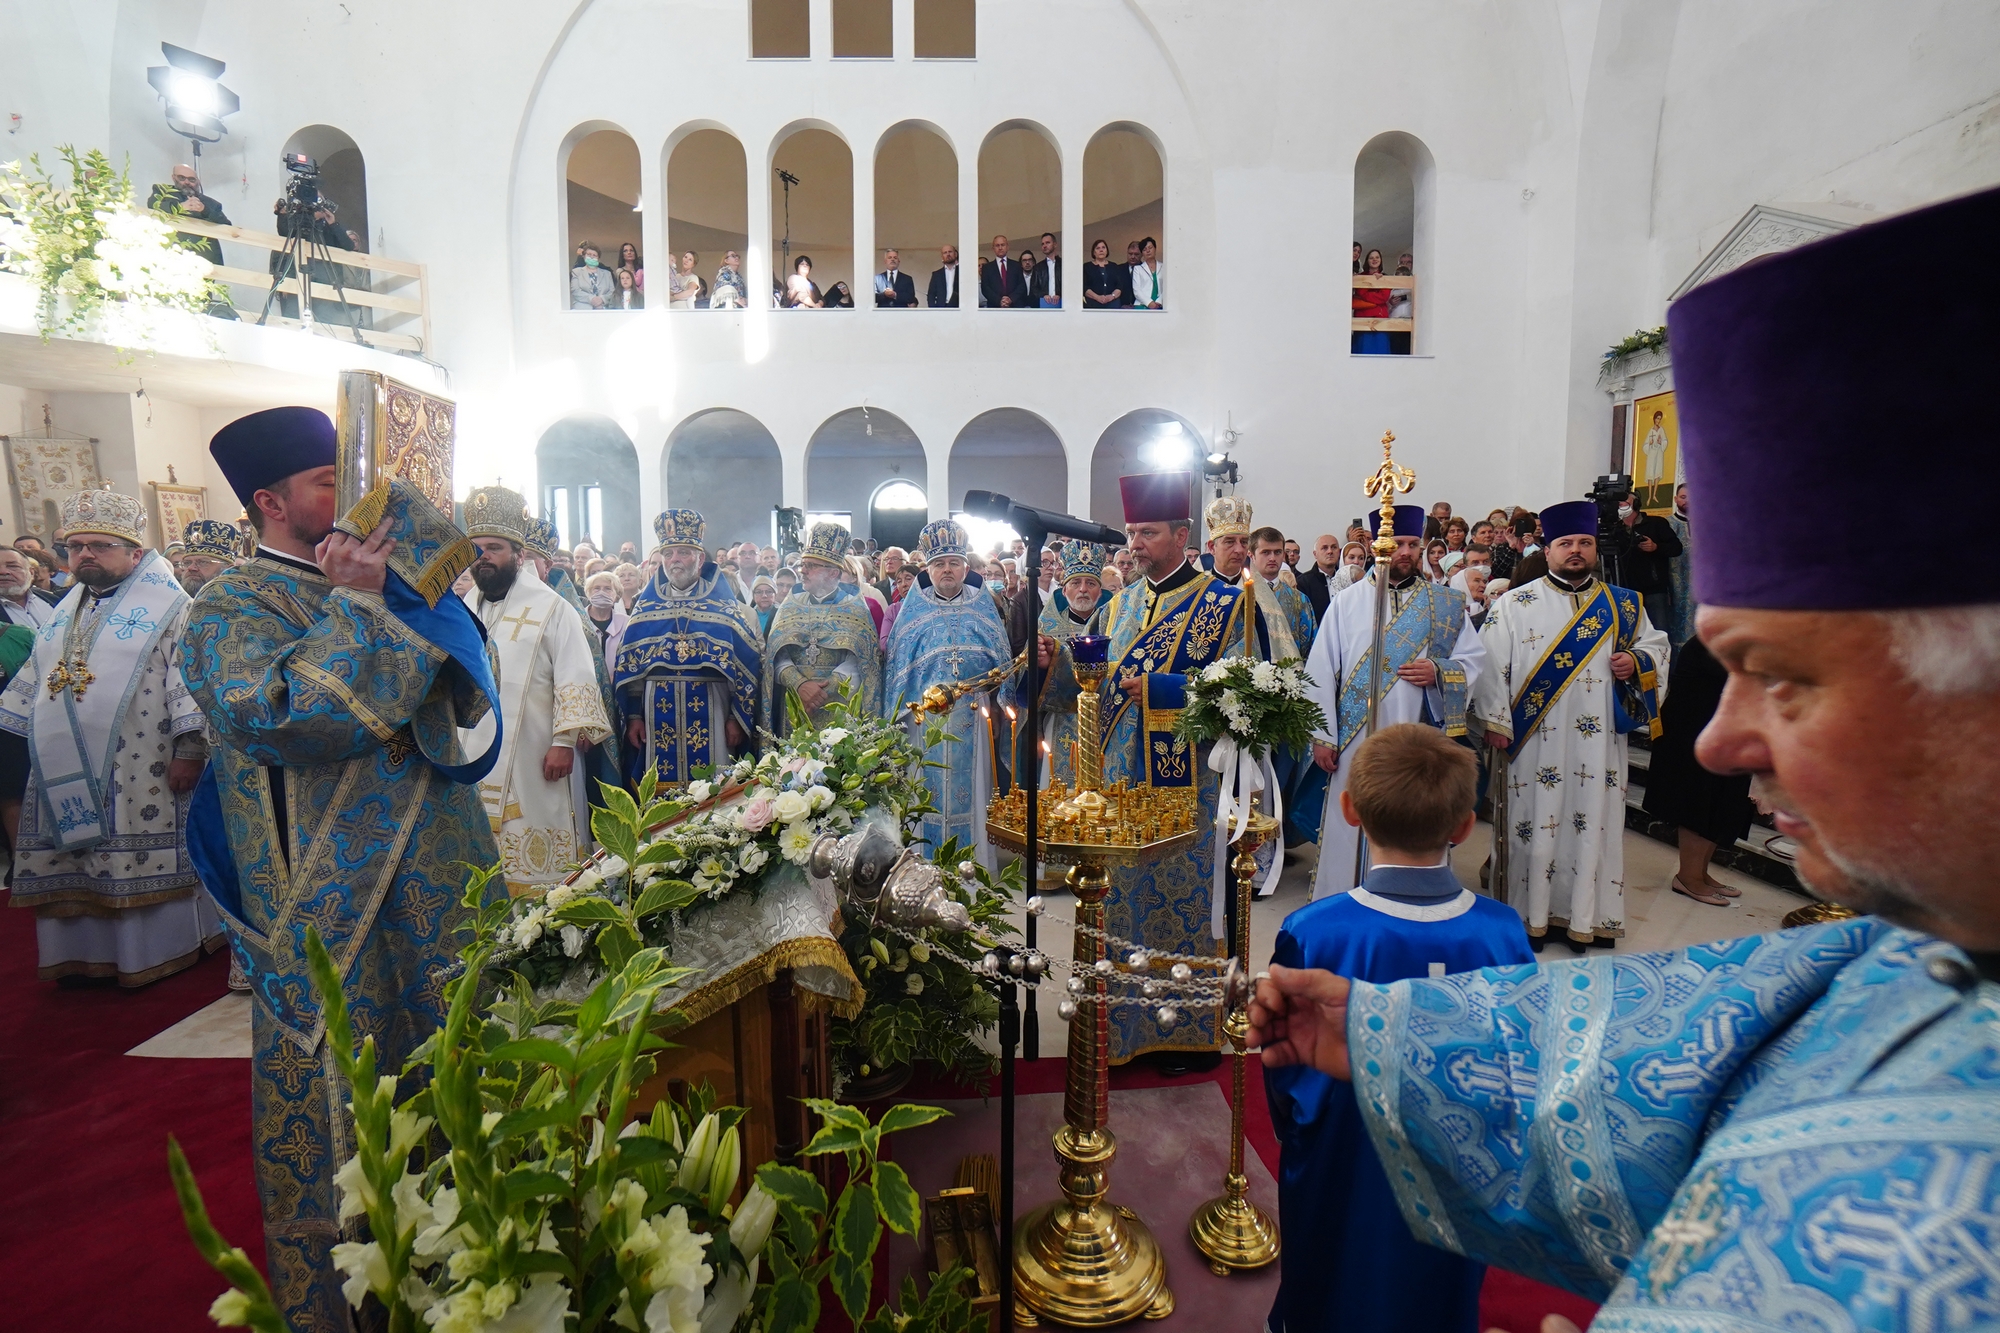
[308,238,367,343]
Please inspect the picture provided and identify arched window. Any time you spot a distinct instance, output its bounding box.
[1351,132,1434,355]
[949,409,1064,514]
[752,0,810,58]
[806,408,925,548]
[664,410,783,546]
[1089,410,1202,534]
[1083,124,1164,310]
[666,128,749,310]
[874,123,957,306]
[772,127,856,307]
[834,0,892,57]
[564,127,643,311]
[538,415,643,553]
[283,126,369,251]
[915,0,975,58]
[977,122,1060,308]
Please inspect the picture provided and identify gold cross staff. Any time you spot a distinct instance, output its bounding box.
[496,606,544,642]
[1363,429,1417,559]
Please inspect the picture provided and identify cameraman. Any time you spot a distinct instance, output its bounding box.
[270,184,356,322]
[1607,490,1682,629]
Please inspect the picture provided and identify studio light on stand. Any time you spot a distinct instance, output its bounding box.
[146,43,239,165]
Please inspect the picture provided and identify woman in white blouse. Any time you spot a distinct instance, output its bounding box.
[1130,236,1163,309]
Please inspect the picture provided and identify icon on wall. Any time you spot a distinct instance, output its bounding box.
[1631,389,1681,513]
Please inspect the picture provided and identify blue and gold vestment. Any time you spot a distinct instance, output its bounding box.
[180,490,500,1333]
[882,585,1012,862]
[1097,567,1250,1060]
[761,588,881,735]
[1008,596,1107,790]
[614,565,763,785]
[1348,918,2000,1331]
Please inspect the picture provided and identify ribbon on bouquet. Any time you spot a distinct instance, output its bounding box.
[1207,736,1285,939]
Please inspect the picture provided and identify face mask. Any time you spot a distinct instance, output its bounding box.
[584,256,600,267]
[1616,505,1633,520]
[589,590,615,607]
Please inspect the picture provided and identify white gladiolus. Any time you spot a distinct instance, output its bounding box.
[687,780,713,802]
[330,1240,390,1307]
[208,1289,253,1326]
[389,1108,435,1158]
[412,1187,465,1259]
[333,1153,376,1222]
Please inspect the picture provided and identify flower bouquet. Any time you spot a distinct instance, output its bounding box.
[1173,658,1327,887]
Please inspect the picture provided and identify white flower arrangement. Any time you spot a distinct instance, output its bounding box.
[1174,656,1327,759]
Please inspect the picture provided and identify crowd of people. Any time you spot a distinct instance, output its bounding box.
[568,232,1166,310]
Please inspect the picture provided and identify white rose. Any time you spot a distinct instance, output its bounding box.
[560,925,587,958]
[686,780,713,802]
[820,727,850,746]
[807,784,834,813]
[597,856,629,879]
[771,790,812,824]
[738,845,769,875]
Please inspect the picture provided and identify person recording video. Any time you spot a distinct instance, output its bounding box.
[268,155,358,323]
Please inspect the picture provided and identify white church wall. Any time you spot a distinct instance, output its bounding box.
[5,0,1995,552]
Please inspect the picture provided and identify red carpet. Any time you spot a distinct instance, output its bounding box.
[0,889,262,1329]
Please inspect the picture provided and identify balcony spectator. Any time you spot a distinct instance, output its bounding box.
[928,245,961,307]
[618,242,644,290]
[1119,241,1142,306]
[1389,251,1414,353]
[786,256,824,308]
[570,241,616,310]
[712,251,746,309]
[981,235,1026,308]
[1352,247,1391,352]
[612,265,643,310]
[1131,237,1163,310]
[1031,232,1062,307]
[874,249,918,307]
[148,164,230,266]
[1084,239,1122,309]
[827,281,856,308]
[1019,250,1040,304]
[669,252,706,309]
[1351,241,1362,274]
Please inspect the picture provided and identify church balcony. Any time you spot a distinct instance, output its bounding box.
[1351,272,1416,353]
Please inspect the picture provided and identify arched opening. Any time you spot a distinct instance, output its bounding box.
[277,125,370,326]
[806,408,925,547]
[914,0,975,58]
[1352,131,1434,355]
[664,409,784,548]
[537,415,643,555]
[977,122,1060,308]
[751,0,810,57]
[666,128,750,309]
[949,409,1065,521]
[873,123,957,306]
[1090,410,1204,537]
[564,127,643,311]
[772,127,856,307]
[869,479,930,552]
[833,0,892,57]
[1083,124,1164,310]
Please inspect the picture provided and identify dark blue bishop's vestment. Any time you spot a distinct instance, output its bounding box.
[1266,864,1532,1333]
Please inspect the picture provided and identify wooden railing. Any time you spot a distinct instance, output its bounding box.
[150,212,431,355]
[1350,272,1415,333]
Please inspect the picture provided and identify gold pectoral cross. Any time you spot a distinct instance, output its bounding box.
[45,658,94,701]
[496,605,544,642]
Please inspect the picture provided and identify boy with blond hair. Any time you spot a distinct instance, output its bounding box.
[1266,723,1531,1333]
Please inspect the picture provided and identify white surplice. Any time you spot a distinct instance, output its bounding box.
[463,565,610,892]
[1305,572,1485,899]
[1470,574,1670,943]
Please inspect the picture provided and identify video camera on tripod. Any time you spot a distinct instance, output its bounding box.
[1590,472,1635,586]
[277,152,337,221]
[258,152,362,340]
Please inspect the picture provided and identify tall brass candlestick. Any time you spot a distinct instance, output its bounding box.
[1009,653,1177,1326]
[1189,794,1282,1274]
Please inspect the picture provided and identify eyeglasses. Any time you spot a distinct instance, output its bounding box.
[68,540,134,557]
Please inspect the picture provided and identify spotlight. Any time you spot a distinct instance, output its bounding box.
[147,43,239,160]
[1143,427,1194,470]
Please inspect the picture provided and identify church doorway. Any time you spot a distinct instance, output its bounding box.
[869,480,929,552]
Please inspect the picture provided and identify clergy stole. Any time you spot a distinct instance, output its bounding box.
[1102,576,1247,787]
[1334,579,1470,750]
[883,586,1013,868]
[5,551,188,849]
[615,568,764,785]
[1506,580,1661,752]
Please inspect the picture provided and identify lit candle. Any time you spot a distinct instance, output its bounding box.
[1070,635,1110,666]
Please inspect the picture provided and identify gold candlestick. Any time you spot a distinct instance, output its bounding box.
[1188,795,1282,1275]
[987,655,1196,1326]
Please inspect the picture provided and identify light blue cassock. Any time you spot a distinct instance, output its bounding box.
[1098,568,1251,1061]
[1347,916,2000,1331]
[882,584,1012,865]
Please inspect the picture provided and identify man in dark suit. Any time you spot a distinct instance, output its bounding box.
[927,245,960,307]
[873,249,919,308]
[1029,232,1062,307]
[1293,531,1346,623]
[980,234,1026,308]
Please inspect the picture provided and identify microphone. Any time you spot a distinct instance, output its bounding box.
[963,491,1127,547]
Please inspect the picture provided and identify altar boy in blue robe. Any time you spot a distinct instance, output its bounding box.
[1266,722,1531,1333]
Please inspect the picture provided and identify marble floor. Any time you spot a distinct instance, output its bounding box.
[127,988,252,1058]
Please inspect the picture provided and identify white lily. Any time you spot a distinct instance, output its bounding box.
[329,1239,390,1307]
[728,1185,778,1258]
